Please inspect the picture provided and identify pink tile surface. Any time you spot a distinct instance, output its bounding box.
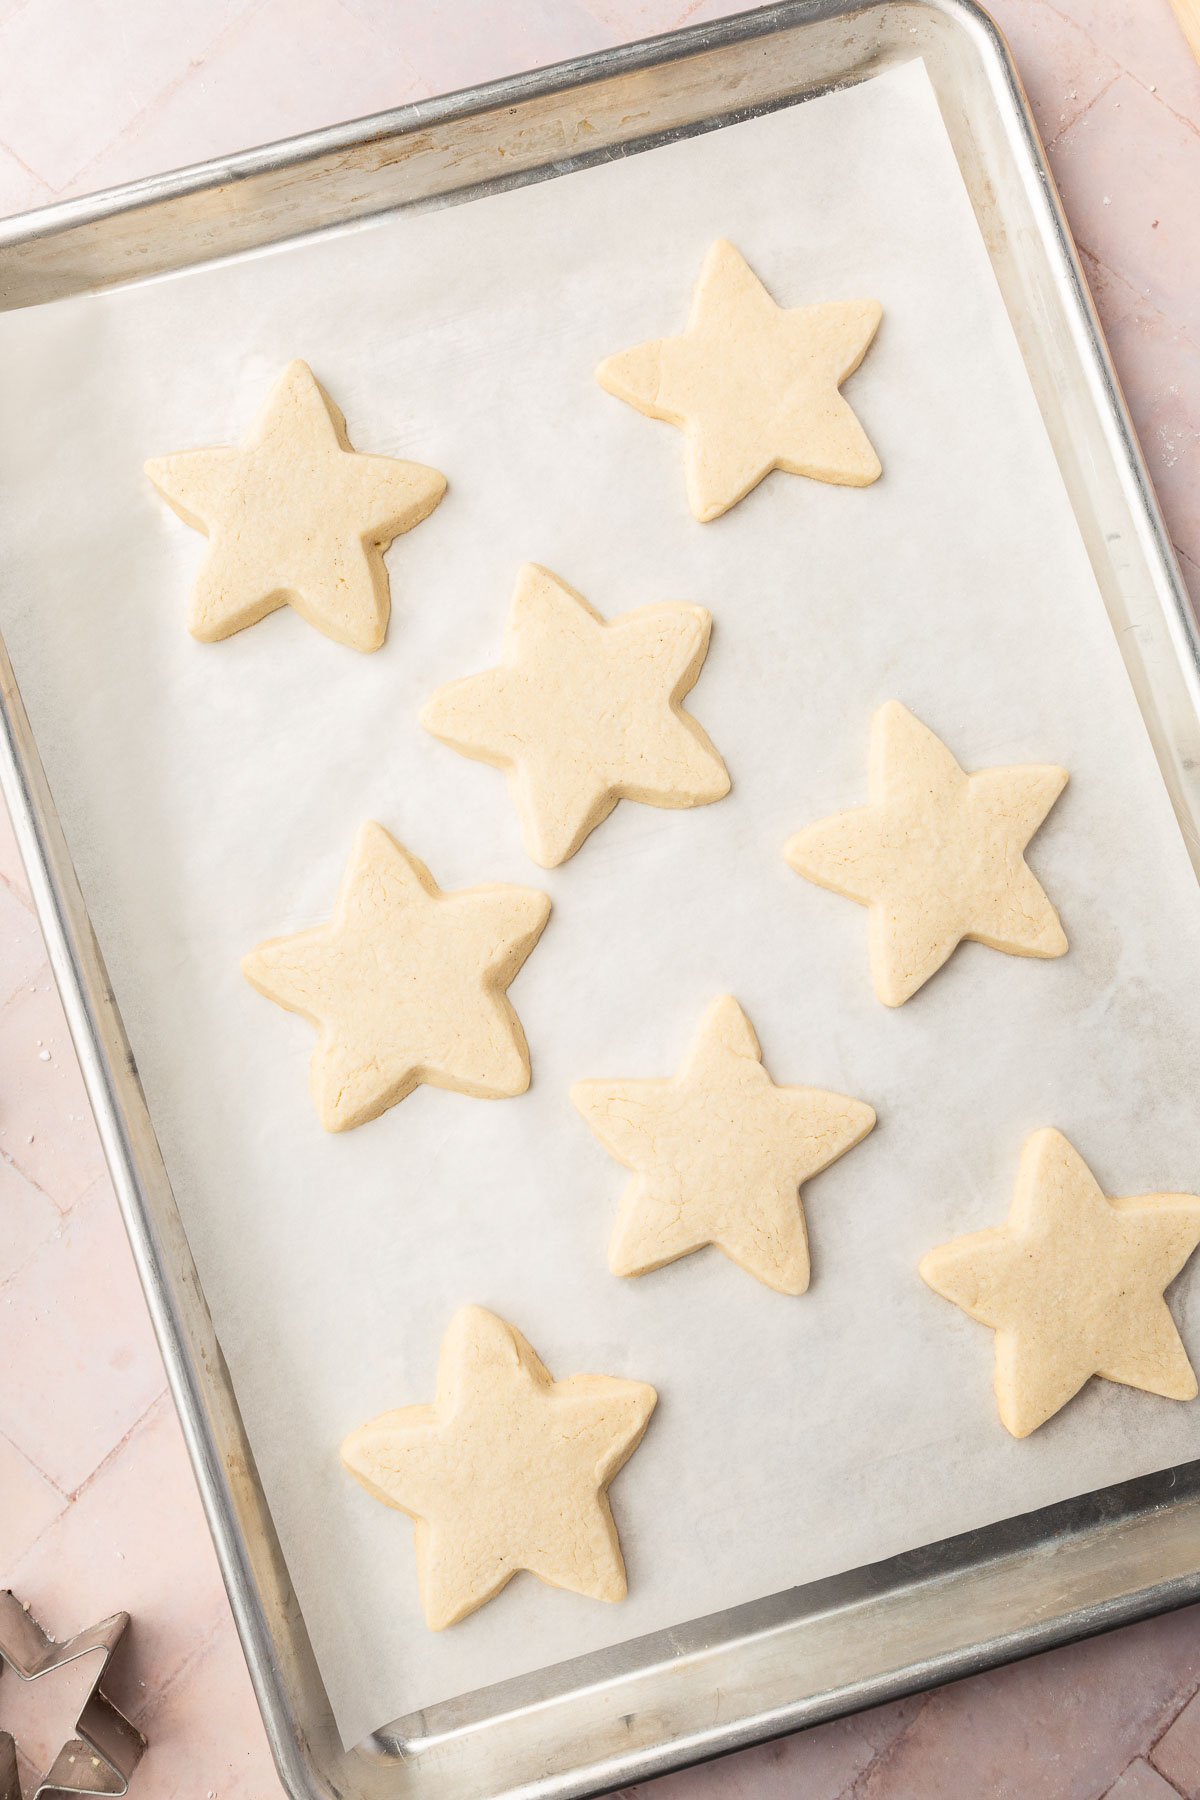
[0,143,52,220]
[0,974,111,1209]
[339,0,617,92]
[0,0,261,191]
[8,1393,231,1712]
[0,1432,66,1569]
[1152,1687,1200,1796]
[0,1178,166,1492]
[0,883,53,1011]
[76,0,428,196]
[1044,0,1200,123]
[1052,73,1200,349]
[1106,1761,1189,1800]
[0,1152,62,1285]
[0,794,33,906]
[984,0,1120,145]
[132,1616,282,1799]
[854,1609,1200,1800]
[1,2,1199,1796]
[1106,299,1200,577]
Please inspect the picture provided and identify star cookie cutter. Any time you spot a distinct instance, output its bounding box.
[0,1591,145,1797]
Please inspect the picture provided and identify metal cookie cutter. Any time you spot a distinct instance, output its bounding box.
[0,1591,145,1797]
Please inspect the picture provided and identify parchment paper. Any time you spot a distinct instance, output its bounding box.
[3,61,1200,1748]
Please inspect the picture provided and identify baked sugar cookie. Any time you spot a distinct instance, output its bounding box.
[242,823,549,1131]
[572,995,876,1294]
[921,1129,1200,1437]
[596,239,882,521]
[341,1306,657,1629]
[146,360,446,649]
[784,702,1067,1006]
[421,564,729,868]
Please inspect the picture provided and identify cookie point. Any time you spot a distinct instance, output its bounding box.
[281,356,317,388]
[318,1099,356,1134]
[602,1570,629,1605]
[770,1261,812,1297]
[355,818,396,856]
[1045,924,1069,959]
[527,886,554,929]
[607,1239,644,1280]
[997,1398,1036,1440]
[451,1301,500,1336]
[526,832,568,871]
[239,946,270,992]
[596,342,661,408]
[339,1423,368,1474]
[420,1594,455,1632]
[916,1251,943,1291]
[351,617,388,654]
[692,491,731,524]
[593,353,622,395]
[187,616,225,645]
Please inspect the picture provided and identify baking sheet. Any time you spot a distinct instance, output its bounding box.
[3,59,1200,1748]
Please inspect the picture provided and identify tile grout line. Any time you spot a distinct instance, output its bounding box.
[64,1387,172,1509]
[0,866,34,907]
[48,0,278,201]
[1147,1671,1200,1759]
[1040,0,1200,142]
[838,1695,931,1798]
[126,1604,230,1728]
[0,133,56,190]
[0,1162,110,1295]
[328,0,436,98]
[1103,1755,1184,1798]
[1042,67,1124,152]
[1175,544,1200,585]
[1071,233,1200,358]
[4,1388,172,1582]
[1122,67,1200,144]
[0,1422,70,1502]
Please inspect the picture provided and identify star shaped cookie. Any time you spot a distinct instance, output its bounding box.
[341,1306,657,1628]
[784,702,1068,1007]
[596,239,882,522]
[145,360,446,649]
[921,1129,1200,1437]
[420,564,730,867]
[571,995,876,1293]
[242,822,550,1132]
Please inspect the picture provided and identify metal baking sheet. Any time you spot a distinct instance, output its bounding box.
[3,3,1200,1796]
